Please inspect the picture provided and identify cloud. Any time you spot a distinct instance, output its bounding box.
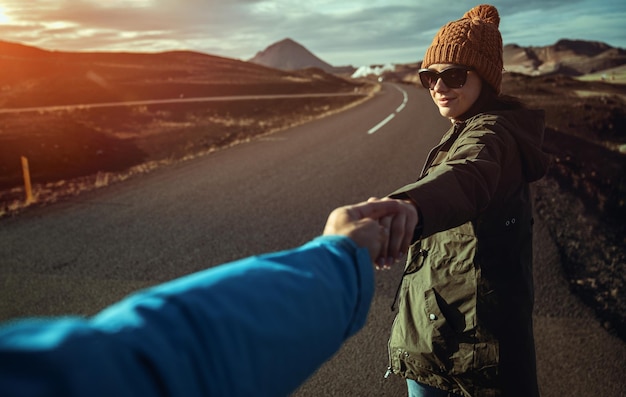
[500,0,626,47]
[0,0,624,66]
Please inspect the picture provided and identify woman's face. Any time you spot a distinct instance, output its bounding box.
[425,63,482,121]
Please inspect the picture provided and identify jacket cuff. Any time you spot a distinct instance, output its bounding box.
[387,193,423,243]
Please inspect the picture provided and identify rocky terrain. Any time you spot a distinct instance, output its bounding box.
[502,73,626,341]
[0,39,624,342]
[503,39,626,76]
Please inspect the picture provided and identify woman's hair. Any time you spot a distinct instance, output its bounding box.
[457,83,525,121]
[487,88,526,111]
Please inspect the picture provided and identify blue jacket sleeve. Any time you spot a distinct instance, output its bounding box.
[0,235,374,397]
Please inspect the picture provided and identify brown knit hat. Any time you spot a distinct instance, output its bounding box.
[422,4,503,93]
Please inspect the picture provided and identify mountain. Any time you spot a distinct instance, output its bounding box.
[373,39,626,85]
[504,39,626,76]
[248,38,343,73]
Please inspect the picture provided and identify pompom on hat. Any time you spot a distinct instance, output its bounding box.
[422,4,503,93]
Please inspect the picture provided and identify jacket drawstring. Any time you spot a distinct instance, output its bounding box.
[390,270,408,312]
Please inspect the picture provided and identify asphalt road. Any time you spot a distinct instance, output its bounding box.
[1,83,625,396]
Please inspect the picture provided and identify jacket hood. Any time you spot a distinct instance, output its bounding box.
[490,108,550,182]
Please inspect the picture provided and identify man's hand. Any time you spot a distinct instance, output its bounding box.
[323,198,418,265]
[373,198,419,269]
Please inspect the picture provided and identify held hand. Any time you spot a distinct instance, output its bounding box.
[373,198,418,269]
[322,198,418,263]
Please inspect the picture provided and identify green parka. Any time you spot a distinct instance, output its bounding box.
[387,108,549,397]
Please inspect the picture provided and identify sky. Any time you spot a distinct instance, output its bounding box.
[0,0,624,66]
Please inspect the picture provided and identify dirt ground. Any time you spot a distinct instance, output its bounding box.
[0,73,624,342]
[501,73,626,341]
[0,78,375,213]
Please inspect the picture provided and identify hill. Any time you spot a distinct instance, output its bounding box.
[0,40,359,109]
[504,39,626,76]
[248,38,354,74]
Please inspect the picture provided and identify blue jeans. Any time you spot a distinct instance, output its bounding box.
[406,379,462,397]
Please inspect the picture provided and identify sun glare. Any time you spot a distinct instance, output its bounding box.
[0,6,11,24]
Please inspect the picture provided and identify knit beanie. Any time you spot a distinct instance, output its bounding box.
[422,4,503,93]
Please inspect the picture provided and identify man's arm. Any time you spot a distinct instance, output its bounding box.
[0,199,416,397]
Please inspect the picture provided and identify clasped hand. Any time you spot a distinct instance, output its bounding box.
[322,198,418,269]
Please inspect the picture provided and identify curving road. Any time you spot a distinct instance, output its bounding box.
[1,83,624,396]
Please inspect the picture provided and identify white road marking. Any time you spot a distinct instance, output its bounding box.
[367,85,409,135]
[368,114,396,134]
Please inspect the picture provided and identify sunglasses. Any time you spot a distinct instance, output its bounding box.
[418,66,472,89]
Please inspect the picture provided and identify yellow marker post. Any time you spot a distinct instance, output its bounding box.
[21,156,34,204]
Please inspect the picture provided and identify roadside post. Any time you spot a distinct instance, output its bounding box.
[21,156,34,204]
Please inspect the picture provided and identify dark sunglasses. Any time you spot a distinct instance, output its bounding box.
[418,66,472,89]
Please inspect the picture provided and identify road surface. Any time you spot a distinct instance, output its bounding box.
[1,83,624,396]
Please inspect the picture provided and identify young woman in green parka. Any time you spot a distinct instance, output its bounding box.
[382,4,550,397]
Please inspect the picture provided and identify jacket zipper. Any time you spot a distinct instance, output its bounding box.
[388,123,462,311]
[385,312,402,378]
[390,248,427,311]
[390,270,408,312]
[420,122,465,177]
[384,123,464,380]
[385,248,428,378]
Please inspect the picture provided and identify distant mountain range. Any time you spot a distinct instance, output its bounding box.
[0,37,624,107]
[251,37,626,79]
[504,39,626,76]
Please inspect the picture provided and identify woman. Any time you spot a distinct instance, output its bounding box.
[384,5,549,397]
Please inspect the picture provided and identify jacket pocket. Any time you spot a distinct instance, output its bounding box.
[423,286,500,375]
[422,288,466,371]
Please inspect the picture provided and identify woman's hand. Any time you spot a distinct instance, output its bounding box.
[323,198,418,265]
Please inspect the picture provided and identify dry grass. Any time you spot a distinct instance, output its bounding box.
[575,65,626,84]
